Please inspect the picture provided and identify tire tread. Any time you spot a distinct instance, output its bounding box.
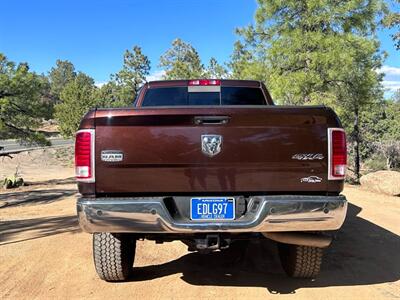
[278,244,323,278]
[93,233,135,281]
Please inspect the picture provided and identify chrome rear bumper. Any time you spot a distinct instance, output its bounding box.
[77,195,347,233]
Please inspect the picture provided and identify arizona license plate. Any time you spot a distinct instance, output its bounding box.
[190,197,235,220]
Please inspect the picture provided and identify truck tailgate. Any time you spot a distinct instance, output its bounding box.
[94,107,329,194]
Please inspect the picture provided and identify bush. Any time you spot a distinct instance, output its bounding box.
[364,154,388,172]
[3,175,24,189]
[2,167,24,189]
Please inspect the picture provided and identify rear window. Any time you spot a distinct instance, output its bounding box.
[222,87,266,105]
[141,87,266,106]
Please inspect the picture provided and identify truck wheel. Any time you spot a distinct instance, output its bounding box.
[93,232,136,281]
[278,243,323,278]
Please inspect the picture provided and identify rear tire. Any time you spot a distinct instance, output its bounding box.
[93,232,136,281]
[278,243,323,278]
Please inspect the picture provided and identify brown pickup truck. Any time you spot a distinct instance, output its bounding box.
[76,79,347,281]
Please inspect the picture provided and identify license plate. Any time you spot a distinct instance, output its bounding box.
[190,197,235,220]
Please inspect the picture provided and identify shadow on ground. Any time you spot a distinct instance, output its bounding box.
[0,178,77,208]
[25,177,76,186]
[130,203,400,295]
[0,215,80,245]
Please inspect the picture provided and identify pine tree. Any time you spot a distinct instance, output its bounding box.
[159,38,205,79]
[0,53,50,145]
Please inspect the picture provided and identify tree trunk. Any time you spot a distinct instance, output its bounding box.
[354,107,360,183]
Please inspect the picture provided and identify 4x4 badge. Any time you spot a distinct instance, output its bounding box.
[292,153,324,160]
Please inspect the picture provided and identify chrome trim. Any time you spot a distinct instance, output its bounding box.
[100,150,124,162]
[77,195,347,233]
[201,134,222,157]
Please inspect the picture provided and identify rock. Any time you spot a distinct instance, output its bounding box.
[360,170,400,196]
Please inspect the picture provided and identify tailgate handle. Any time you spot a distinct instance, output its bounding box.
[194,116,230,125]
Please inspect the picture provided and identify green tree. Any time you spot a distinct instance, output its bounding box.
[38,74,54,119]
[233,0,386,182]
[112,46,150,105]
[362,99,400,169]
[115,46,150,93]
[0,53,50,145]
[383,0,400,50]
[93,81,131,108]
[159,38,205,79]
[380,99,400,141]
[48,60,77,102]
[205,57,228,79]
[54,72,96,137]
[97,46,150,107]
[332,40,384,181]
[228,41,267,81]
[377,99,400,169]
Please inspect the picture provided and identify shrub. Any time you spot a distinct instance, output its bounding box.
[364,154,388,172]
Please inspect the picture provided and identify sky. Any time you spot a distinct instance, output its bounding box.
[0,0,399,95]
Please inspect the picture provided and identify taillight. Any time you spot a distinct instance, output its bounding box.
[328,128,347,180]
[75,129,95,182]
[188,79,220,86]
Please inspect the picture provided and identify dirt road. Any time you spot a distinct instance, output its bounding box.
[0,138,73,154]
[0,155,399,299]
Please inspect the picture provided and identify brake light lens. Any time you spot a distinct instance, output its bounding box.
[328,128,347,180]
[75,129,95,182]
[188,79,221,86]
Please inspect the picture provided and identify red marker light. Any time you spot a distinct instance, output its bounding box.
[188,79,221,86]
[75,129,95,182]
[328,128,347,180]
